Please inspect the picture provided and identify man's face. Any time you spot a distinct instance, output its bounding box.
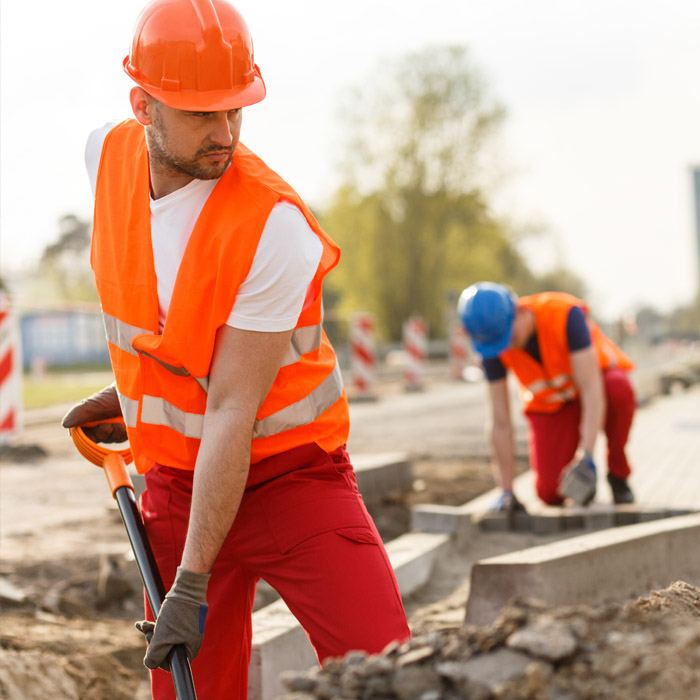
[510,307,533,349]
[146,101,243,181]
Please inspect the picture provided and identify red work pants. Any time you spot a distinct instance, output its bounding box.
[525,368,636,505]
[140,444,410,700]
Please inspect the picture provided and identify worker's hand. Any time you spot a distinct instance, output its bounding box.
[61,383,126,443]
[559,450,597,505]
[136,567,210,671]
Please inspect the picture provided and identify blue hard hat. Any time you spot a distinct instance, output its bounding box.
[457,282,517,358]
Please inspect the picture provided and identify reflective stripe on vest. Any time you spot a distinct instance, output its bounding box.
[102,314,149,356]
[525,373,577,405]
[103,312,324,394]
[116,360,342,439]
[118,393,139,428]
[106,309,339,439]
[252,361,343,439]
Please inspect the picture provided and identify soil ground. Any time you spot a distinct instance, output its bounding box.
[0,442,522,700]
[2,391,699,700]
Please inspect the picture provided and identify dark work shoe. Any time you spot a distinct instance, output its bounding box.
[490,490,527,513]
[607,474,635,504]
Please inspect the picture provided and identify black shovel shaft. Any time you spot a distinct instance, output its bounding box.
[114,486,198,700]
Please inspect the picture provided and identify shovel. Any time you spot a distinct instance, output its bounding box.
[70,418,198,700]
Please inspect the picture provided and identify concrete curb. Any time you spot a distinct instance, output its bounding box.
[353,452,413,507]
[248,531,451,700]
[465,513,700,626]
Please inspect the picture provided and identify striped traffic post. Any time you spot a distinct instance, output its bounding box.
[0,294,22,441]
[448,319,470,380]
[402,316,427,392]
[349,312,377,400]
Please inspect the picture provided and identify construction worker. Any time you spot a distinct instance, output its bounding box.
[458,282,636,509]
[61,1,409,697]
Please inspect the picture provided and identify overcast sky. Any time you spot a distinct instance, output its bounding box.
[2,0,699,321]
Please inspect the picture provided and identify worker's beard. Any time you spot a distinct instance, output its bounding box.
[146,109,233,181]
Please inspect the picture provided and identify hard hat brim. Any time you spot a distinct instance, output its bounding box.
[124,58,267,111]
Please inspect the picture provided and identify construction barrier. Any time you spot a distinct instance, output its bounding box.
[0,294,22,441]
[402,316,427,392]
[349,312,377,400]
[448,319,470,380]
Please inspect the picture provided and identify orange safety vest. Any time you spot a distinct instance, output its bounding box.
[499,292,634,414]
[91,120,349,474]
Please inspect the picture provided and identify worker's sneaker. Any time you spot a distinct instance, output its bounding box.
[490,489,527,513]
[559,457,597,506]
[607,474,635,504]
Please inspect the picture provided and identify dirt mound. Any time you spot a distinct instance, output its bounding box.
[0,553,150,700]
[279,580,700,700]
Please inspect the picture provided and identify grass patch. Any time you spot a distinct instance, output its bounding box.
[22,371,114,410]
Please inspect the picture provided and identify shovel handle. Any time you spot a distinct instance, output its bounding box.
[103,453,133,497]
[69,424,197,699]
[113,485,197,700]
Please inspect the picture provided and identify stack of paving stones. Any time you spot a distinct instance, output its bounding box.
[473,504,696,535]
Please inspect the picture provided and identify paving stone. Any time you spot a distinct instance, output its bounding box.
[473,512,509,532]
[532,515,564,534]
[636,507,670,523]
[614,506,639,526]
[560,510,586,531]
[512,512,534,532]
[583,508,616,531]
[410,504,463,534]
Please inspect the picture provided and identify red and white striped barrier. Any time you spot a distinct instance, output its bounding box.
[403,316,427,391]
[448,319,470,380]
[349,312,377,399]
[0,294,23,441]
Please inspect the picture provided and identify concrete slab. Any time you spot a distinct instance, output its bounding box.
[465,513,700,626]
[248,530,451,700]
[352,452,413,507]
[248,600,317,700]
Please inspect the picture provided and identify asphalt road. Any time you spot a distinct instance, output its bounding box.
[346,375,527,458]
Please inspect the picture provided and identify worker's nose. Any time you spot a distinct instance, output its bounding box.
[209,112,235,147]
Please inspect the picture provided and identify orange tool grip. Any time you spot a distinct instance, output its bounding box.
[103,452,134,497]
[69,418,133,468]
[69,419,135,499]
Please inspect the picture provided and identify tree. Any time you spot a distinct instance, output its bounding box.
[38,214,98,302]
[321,45,536,340]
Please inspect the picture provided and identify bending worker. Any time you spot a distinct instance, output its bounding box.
[458,282,636,509]
[62,1,410,697]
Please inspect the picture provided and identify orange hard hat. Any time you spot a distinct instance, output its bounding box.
[123,0,266,111]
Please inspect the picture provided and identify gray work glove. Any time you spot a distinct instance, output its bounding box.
[559,452,597,506]
[61,382,126,443]
[135,567,210,671]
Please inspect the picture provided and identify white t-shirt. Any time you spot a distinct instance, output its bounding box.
[85,123,323,332]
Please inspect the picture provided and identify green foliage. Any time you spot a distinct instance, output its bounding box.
[521,266,588,300]
[321,45,537,340]
[665,296,700,340]
[38,214,98,302]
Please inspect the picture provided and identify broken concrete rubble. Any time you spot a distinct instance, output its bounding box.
[279,581,700,700]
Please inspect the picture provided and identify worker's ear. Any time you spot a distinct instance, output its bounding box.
[130,87,155,126]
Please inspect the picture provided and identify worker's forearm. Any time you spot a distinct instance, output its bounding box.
[180,407,252,574]
[490,423,515,491]
[578,386,605,455]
